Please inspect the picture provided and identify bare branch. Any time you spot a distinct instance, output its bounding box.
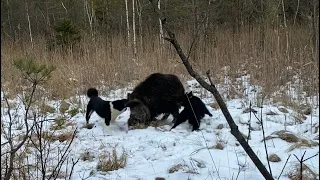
[260,106,273,176]
[303,152,319,162]
[277,155,291,180]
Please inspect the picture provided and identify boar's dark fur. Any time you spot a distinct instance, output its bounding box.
[171,91,212,131]
[126,73,185,126]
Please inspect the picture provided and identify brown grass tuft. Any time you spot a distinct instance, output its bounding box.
[216,124,224,129]
[96,148,128,172]
[59,101,71,114]
[212,142,225,150]
[129,123,149,130]
[50,116,67,130]
[168,163,197,174]
[39,103,56,114]
[286,139,319,152]
[210,140,226,150]
[268,154,281,162]
[278,107,289,113]
[80,150,95,161]
[265,110,279,116]
[263,130,299,143]
[287,163,318,180]
[149,120,168,128]
[292,112,307,124]
[56,131,75,142]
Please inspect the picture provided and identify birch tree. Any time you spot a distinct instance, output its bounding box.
[136,0,143,51]
[84,0,95,38]
[125,0,131,47]
[132,0,137,57]
[158,0,164,53]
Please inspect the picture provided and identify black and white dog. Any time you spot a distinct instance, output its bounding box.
[171,91,212,131]
[86,88,128,126]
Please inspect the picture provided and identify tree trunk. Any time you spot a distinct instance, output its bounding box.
[313,0,319,62]
[132,0,137,57]
[136,0,143,52]
[84,0,95,38]
[125,0,131,47]
[158,0,164,48]
[25,1,33,49]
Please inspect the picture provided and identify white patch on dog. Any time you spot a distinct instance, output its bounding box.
[109,102,122,123]
[114,107,130,133]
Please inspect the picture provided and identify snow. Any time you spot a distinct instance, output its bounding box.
[1,79,319,180]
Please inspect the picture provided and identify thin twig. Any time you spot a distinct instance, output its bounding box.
[277,154,291,180]
[293,151,307,180]
[302,152,319,162]
[68,158,80,180]
[247,101,252,142]
[260,105,273,176]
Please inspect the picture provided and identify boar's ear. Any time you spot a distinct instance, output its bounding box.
[127,93,131,99]
[126,99,141,108]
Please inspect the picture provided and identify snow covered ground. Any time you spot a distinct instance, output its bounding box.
[1,79,319,180]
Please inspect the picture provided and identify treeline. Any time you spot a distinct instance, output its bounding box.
[1,0,318,41]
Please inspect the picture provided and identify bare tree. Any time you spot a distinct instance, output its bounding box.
[158,0,164,51]
[147,1,274,179]
[25,1,33,49]
[132,0,137,57]
[84,0,95,38]
[125,0,131,47]
[313,0,319,62]
[136,0,143,51]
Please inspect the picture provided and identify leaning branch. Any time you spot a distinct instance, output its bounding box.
[148,1,274,179]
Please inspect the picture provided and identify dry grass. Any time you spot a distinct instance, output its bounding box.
[59,101,71,114]
[286,139,319,152]
[211,141,225,150]
[80,150,95,162]
[209,102,220,110]
[50,116,67,130]
[129,122,149,130]
[263,130,299,143]
[278,107,289,113]
[96,148,128,172]
[56,131,75,142]
[1,24,318,105]
[149,120,169,128]
[265,110,279,116]
[292,112,308,124]
[287,163,318,180]
[39,103,56,114]
[27,130,75,143]
[216,124,224,129]
[268,154,281,162]
[168,163,198,174]
[242,108,258,114]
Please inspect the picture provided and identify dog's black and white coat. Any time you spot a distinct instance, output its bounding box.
[171,91,212,131]
[86,88,128,126]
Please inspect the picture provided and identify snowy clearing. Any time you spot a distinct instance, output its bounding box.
[1,79,319,180]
